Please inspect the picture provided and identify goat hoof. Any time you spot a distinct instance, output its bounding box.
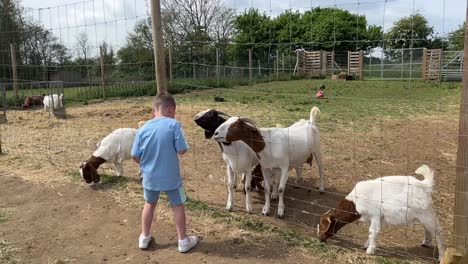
[366,247,376,255]
[261,207,270,216]
[421,243,431,248]
[277,212,285,219]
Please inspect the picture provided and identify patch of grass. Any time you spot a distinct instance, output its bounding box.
[0,209,11,223]
[0,240,17,264]
[66,171,129,189]
[374,256,411,264]
[178,79,460,126]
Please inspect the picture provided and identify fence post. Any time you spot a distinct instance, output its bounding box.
[216,48,220,84]
[422,48,428,81]
[276,49,279,78]
[193,62,196,80]
[99,46,106,100]
[282,53,285,73]
[358,50,363,80]
[258,59,261,76]
[150,0,168,94]
[453,4,468,261]
[249,48,253,85]
[10,44,18,103]
[169,47,173,81]
[321,51,327,77]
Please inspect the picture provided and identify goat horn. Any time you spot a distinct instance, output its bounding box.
[239,117,259,128]
[216,111,231,117]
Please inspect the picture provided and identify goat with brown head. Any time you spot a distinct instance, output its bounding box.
[79,156,106,184]
[317,199,361,242]
[214,117,266,153]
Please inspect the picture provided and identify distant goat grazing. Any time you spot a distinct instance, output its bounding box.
[317,165,445,260]
[23,94,46,109]
[80,128,138,184]
[43,93,64,112]
[213,107,324,218]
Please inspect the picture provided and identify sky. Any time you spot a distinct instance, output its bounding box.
[19,0,467,56]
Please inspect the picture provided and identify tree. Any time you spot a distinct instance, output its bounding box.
[0,0,23,80]
[301,7,382,51]
[448,23,465,51]
[385,13,434,59]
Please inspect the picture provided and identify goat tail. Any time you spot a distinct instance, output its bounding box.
[310,106,321,125]
[415,164,434,183]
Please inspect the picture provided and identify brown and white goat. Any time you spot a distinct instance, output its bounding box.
[213,107,324,218]
[317,165,445,260]
[80,128,138,184]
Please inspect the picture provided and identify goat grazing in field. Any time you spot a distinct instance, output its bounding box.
[317,165,445,260]
[43,93,64,112]
[213,107,324,218]
[23,94,46,109]
[80,128,138,184]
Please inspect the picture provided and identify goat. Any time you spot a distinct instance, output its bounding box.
[23,94,45,109]
[80,128,138,184]
[194,109,263,213]
[317,165,445,260]
[213,107,324,218]
[43,93,64,112]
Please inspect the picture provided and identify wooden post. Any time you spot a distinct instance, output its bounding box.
[193,62,196,80]
[168,47,173,81]
[422,48,428,81]
[276,49,279,78]
[150,0,168,94]
[10,44,18,103]
[249,48,253,84]
[438,48,443,82]
[258,59,261,76]
[453,4,468,261]
[282,53,285,73]
[216,48,220,84]
[358,50,363,80]
[347,51,351,76]
[321,51,327,76]
[99,46,106,100]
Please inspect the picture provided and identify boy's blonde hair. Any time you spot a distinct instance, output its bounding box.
[153,92,176,111]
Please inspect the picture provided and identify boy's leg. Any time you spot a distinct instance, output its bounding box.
[166,186,198,253]
[172,204,187,240]
[142,200,158,236]
[139,188,160,249]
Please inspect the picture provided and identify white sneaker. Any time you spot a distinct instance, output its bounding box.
[139,234,152,249]
[178,235,198,253]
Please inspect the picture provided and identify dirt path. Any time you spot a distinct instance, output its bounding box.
[0,174,321,264]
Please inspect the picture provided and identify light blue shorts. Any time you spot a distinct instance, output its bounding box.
[143,186,186,206]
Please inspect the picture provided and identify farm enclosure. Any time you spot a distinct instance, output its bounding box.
[0,79,462,263]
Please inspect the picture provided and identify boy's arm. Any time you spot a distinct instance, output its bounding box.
[174,122,189,154]
[131,131,142,163]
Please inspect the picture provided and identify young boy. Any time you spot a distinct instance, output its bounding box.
[131,92,198,252]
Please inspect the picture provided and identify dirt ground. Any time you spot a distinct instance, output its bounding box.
[0,95,459,263]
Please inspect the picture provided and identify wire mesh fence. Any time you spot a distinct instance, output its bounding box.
[0,0,466,262]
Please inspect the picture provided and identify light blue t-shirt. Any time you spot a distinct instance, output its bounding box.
[131,117,189,191]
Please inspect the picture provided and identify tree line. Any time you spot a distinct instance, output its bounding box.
[0,0,465,83]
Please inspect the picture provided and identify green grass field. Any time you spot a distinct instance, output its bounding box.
[177,79,461,126]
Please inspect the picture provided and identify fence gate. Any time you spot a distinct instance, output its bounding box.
[422,48,442,81]
[347,51,363,80]
[0,84,7,124]
[47,81,67,119]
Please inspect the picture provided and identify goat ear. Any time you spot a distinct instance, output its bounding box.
[320,214,333,232]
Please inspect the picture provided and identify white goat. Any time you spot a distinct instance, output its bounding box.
[213,107,324,218]
[80,128,138,184]
[317,165,445,260]
[43,93,64,112]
